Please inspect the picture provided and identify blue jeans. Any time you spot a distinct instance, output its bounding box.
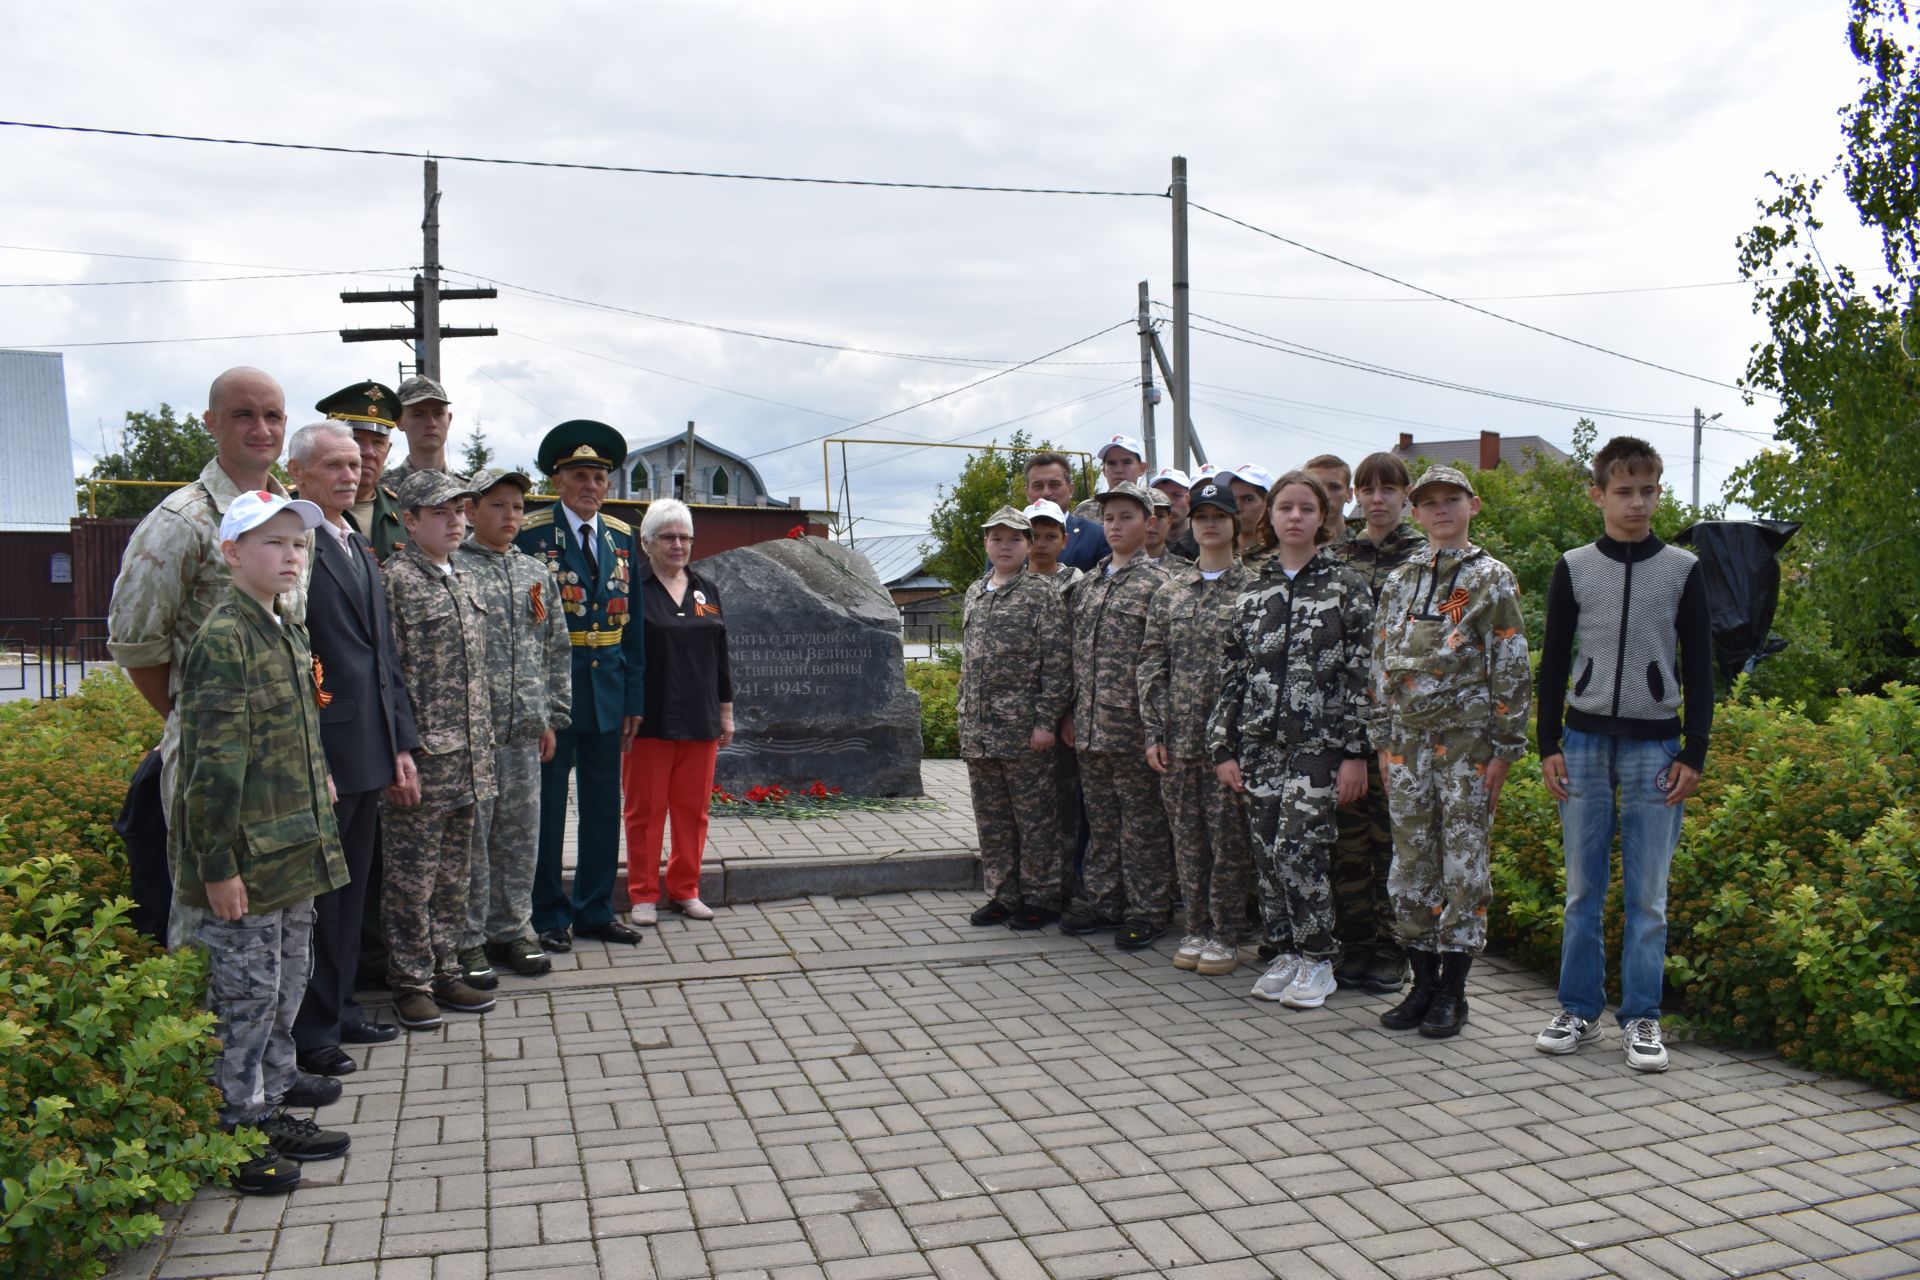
[1556,729,1685,1025]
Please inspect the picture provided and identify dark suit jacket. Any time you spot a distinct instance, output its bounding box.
[1058,511,1109,572]
[307,522,421,794]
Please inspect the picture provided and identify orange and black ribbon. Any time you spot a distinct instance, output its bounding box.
[312,657,334,708]
[529,581,546,622]
[1438,587,1471,624]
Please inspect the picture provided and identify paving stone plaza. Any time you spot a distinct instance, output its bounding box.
[111,761,1920,1280]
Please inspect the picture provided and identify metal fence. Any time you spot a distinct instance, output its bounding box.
[0,618,113,701]
[900,618,959,662]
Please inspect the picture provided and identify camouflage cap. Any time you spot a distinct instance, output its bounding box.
[396,375,451,407]
[397,469,479,510]
[980,504,1032,533]
[1146,486,1171,511]
[1093,480,1154,513]
[1409,463,1477,500]
[468,467,534,497]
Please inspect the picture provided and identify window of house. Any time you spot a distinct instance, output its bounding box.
[711,466,730,497]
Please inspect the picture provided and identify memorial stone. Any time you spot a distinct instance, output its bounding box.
[695,536,924,796]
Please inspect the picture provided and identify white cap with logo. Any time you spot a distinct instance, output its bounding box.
[219,491,325,543]
[1095,434,1148,463]
[1149,466,1192,490]
[1021,498,1068,525]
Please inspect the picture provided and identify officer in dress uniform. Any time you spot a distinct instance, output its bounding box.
[315,381,407,561]
[515,421,647,950]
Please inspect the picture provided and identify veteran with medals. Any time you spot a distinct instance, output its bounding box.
[515,421,647,949]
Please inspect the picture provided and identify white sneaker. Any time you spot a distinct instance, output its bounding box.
[1196,940,1239,976]
[1250,954,1301,1002]
[670,898,715,921]
[1172,935,1207,971]
[1279,958,1336,1009]
[1535,1010,1602,1055]
[629,902,657,926]
[1624,1018,1669,1072]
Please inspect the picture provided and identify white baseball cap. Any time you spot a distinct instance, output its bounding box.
[219,490,325,543]
[1149,466,1192,490]
[1021,498,1067,526]
[1095,434,1147,463]
[1217,462,1276,492]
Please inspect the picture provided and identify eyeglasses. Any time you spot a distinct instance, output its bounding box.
[652,533,694,544]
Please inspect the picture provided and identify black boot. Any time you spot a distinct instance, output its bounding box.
[1379,950,1439,1030]
[1419,952,1473,1038]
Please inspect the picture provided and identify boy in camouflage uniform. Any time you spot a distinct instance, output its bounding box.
[171,491,352,1194]
[383,471,499,1030]
[1139,479,1254,977]
[1061,481,1173,949]
[1327,452,1428,995]
[1368,465,1531,1039]
[1022,498,1085,904]
[959,507,1074,929]
[452,470,573,984]
[1208,472,1374,1009]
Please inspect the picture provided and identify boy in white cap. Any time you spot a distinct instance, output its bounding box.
[1217,464,1277,562]
[1021,499,1083,591]
[171,491,353,1193]
[1149,466,1198,560]
[1073,434,1149,520]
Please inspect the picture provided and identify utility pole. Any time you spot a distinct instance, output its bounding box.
[682,419,698,501]
[1692,407,1703,510]
[1138,281,1157,471]
[1170,156,1192,473]
[341,159,498,371]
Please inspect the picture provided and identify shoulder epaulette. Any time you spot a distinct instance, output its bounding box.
[521,507,555,530]
[381,485,398,499]
[601,514,632,535]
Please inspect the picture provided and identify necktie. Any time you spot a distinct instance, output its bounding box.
[579,519,598,582]
[337,526,364,581]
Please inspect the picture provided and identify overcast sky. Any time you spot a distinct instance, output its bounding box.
[1,2,1882,537]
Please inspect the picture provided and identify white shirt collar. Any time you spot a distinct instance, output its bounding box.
[564,505,597,541]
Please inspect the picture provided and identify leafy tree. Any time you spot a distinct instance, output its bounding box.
[1729,0,1920,689]
[460,423,495,475]
[78,405,218,520]
[923,430,1082,592]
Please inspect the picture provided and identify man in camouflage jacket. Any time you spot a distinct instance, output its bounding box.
[1207,549,1374,965]
[1061,482,1172,947]
[958,507,1074,926]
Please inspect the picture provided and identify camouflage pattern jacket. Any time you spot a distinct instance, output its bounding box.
[452,539,574,747]
[385,549,498,806]
[1138,560,1252,762]
[170,587,348,914]
[957,570,1072,759]
[1367,543,1532,759]
[1068,554,1168,753]
[1207,551,1374,764]
[108,456,309,708]
[1330,522,1428,603]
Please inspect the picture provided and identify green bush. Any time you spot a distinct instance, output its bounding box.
[0,676,255,1279]
[1489,683,1920,1098]
[906,663,959,759]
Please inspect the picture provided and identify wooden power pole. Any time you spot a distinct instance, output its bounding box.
[1138,281,1157,471]
[1170,155,1192,473]
[340,159,498,376]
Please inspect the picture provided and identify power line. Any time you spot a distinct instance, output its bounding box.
[1196,278,1761,302]
[0,266,411,288]
[1190,201,1775,399]
[0,120,1167,199]
[0,242,406,273]
[1,329,336,349]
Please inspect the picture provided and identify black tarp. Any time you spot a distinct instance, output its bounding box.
[1674,519,1800,684]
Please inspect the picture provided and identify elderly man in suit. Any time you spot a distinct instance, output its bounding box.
[285,415,422,1076]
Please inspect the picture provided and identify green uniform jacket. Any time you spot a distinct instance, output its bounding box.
[514,505,646,735]
[1068,554,1168,753]
[169,587,348,913]
[957,570,1072,759]
[1138,559,1253,762]
[358,482,408,562]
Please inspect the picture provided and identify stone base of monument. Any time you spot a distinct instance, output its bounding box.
[594,851,981,910]
[696,536,925,798]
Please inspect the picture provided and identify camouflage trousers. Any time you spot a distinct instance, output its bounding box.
[175,897,316,1126]
[1332,754,1400,955]
[1052,745,1087,906]
[1243,745,1342,959]
[1382,732,1494,954]
[381,800,474,993]
[464,740,542,949]
[966,753,1064,912]
[1073,749,1174,925]
[1160,757,1252,942]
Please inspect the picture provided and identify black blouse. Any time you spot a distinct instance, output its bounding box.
[634,565,734,741]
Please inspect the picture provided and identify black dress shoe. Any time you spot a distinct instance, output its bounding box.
[340,1018,398,1044]
[537,927,573,953]
[577,920,643,946]
[295,1045,357,1077]
[282,1073,343,1108]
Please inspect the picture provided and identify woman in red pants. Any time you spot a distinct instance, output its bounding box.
[622,498,733,924]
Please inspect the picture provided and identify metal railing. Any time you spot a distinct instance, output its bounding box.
[0,618,113,700]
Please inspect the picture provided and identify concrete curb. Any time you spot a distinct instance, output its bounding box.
[583,849,982,911]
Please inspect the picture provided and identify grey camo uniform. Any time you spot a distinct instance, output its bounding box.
[1035,565,1087,902]
[1139,560,1255,942]
[452,538,572,949]
[1368,544,1531,954]
[1068,553,1173,925]
[382,548,497,993]
[1326,522,1428,956]
[959,570,1073,911]
[1207,551,1374,959]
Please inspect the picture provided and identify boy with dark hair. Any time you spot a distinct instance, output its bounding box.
[1535,436,1711,1073]
[383,470,498,1030]
[1303,453,1353,543]
[1368,466,1531,1038]
[172,491,353,1194]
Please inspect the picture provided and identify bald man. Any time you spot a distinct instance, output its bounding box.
[108,366,313,942]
